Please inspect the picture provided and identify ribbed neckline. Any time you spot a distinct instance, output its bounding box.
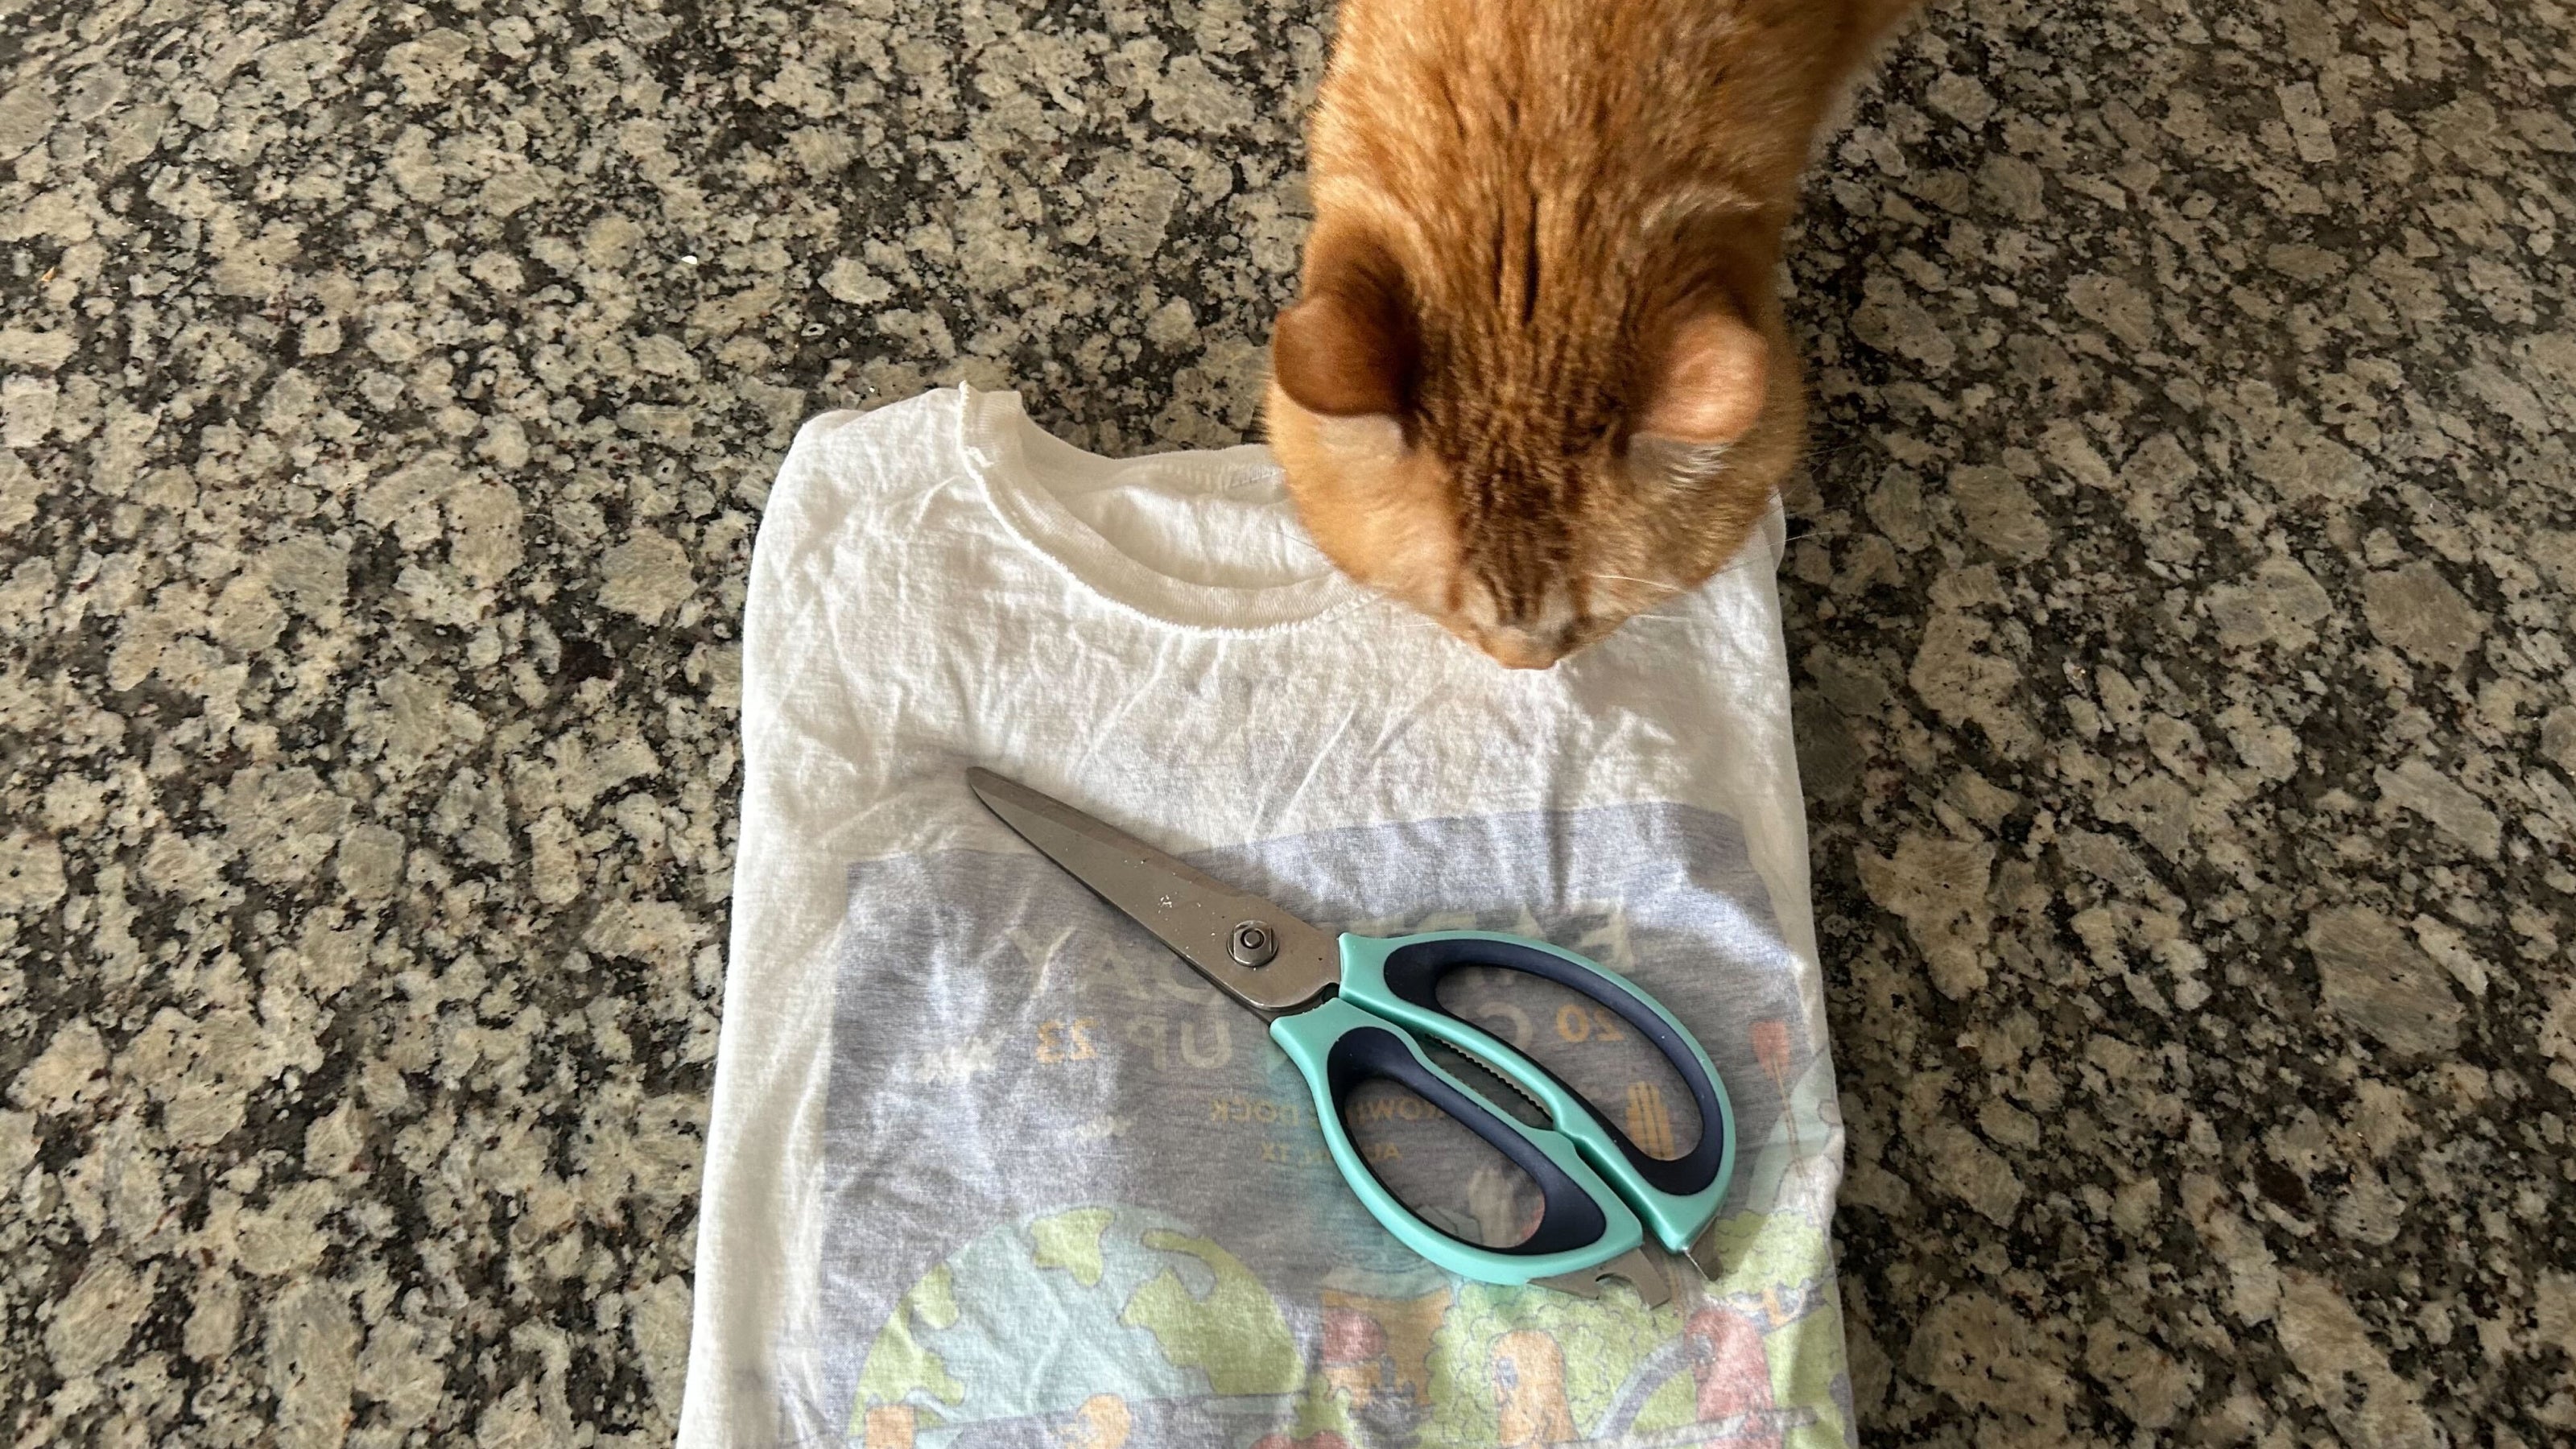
[958,387,1364,633]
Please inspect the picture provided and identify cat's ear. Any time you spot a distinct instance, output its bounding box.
[1635,308,1769,445]
[1271,236,1418,419]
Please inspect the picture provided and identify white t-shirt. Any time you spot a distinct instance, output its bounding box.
[681,386,1852,1448]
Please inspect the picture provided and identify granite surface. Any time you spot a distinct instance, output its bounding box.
[1,0,2571,1444]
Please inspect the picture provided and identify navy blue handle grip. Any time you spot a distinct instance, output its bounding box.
[1269,997,1648,1283]
[1338,931,1736,1254]
[1321,1024,1609,1256]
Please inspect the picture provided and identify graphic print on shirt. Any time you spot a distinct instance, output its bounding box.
[813,803,1847,1449]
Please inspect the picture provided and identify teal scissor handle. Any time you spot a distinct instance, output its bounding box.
[1270,997,1648,1283]
[1269,931,1737,1282]
[1341,931,1738,1254]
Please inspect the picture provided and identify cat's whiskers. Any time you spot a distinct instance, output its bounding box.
[1585,572,1686,595]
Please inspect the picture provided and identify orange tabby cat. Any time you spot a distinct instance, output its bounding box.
[1268,0,1920,667]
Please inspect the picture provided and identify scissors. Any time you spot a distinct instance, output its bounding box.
[967,769,1736,1302]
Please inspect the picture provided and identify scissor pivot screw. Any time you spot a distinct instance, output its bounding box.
[1229,921,1278,967]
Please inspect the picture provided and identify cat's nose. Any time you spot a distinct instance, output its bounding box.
[1475,606,1620,667]
[1480,625,1574,670]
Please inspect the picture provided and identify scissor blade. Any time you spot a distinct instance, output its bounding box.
[965,770,1340,1018]
[1535,1247,1672,1307]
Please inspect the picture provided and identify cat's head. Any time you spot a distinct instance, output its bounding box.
[1265,209,1803,669]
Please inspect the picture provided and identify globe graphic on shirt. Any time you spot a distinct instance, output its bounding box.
[849,1204,1307,1448]
[848,1202,1849,1449]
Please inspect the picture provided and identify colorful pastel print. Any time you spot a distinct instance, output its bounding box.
[808,804,1849,1447]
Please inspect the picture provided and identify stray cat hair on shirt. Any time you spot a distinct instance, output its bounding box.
[1267,0,1921,667]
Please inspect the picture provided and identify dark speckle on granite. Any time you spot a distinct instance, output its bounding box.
[0,0,2570,1444]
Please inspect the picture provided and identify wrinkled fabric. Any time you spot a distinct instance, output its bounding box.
[683,386,1852,1448]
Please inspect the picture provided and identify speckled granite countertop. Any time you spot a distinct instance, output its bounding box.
[1,0,2570,1443]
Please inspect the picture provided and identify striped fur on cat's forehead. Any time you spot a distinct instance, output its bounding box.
[1267,0,1922,667]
